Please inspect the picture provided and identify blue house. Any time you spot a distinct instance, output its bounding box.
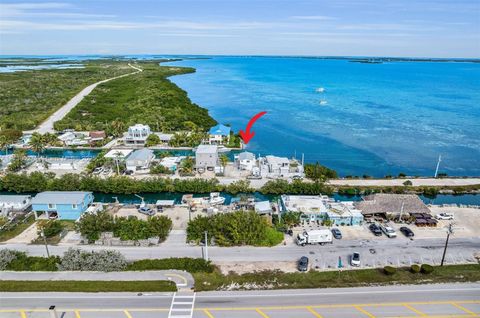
[208,124,231,145]
[32,191,94,220]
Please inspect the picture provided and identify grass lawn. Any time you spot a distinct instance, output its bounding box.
[0,280,177,292]
[193,264,480,291]
[0,214,35,242]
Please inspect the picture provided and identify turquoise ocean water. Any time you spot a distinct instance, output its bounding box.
[166,57,480,177]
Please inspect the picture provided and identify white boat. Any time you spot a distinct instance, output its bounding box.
[319,100,328,105]
[209,192,226,205]
[316,87,325,93]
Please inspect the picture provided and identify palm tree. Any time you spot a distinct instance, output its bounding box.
[220,154,229,167]
[29,133,46,158]
[114,151,123,175]
[110,120,125,138]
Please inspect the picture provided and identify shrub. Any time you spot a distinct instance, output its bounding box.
[7,255,60,271]
[383,266,397,275]
[127,258,215,273]
[0,249,18,270]
[187,211,284,247]
[76,211,115,242]
[403,180,413,186]
[421,264,434,274]
[410,264,421,273]
[37,220,64,238]
[58,248,127,272]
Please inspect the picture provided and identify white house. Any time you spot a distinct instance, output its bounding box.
[125,148,155,172]
[235,151,256,171]
[0,195,32,217]
[125,124,151,145]
[58,131,89,146]
[195,144,219,170]
[265,155,290,176]
[208,124,231,145]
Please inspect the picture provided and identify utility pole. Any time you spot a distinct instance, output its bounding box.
[204,231,209,261]
[41,229,50,258]
[440,223,454,266]
[434,155,442,178]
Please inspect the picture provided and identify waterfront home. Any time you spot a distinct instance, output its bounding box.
[104,149,133,160]
[125,148,155,172]
[235,151,257,171]
[355,193,431,219]
[32,191,94,220]
[195,144,219,171]
[58,131,89,146]
[255,201,273,215]
[160,156,185,171]
[208,124,231,145]
[125,124,151,145]
[260,155,304,178]
[89,131,106,143]
[280,194,363,225]
[0,195,32,217]
[155,133,174,144]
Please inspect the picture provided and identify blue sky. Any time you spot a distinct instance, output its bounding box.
[0,0,479,57]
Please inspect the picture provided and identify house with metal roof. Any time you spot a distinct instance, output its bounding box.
[235,151,257,171]
[208,124,231,145]
[0,195,32,217]
[125,148,155,172]
[32,191,94,220]
[195,145,219,170]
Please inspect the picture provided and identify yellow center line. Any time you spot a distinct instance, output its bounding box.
[354,305,376,318]
[204,309,215,318]
[75,310,81,318]
[256,308,270,318]
[451,302,478,316]
[307,306,324,318]
[403,303,427,316]
[20,311,27,318]
[124,310,133,318]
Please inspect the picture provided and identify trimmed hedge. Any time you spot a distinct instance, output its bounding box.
[421,264,434,274]
[383,266,397,275]
[410,264,421,273]
[127,258,215,273]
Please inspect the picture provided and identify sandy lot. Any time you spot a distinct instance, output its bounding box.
[291,206,480,242]
[217,261,298,275]
[5,222,38,244]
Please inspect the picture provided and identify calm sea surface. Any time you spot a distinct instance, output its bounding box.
[166,57,480,177]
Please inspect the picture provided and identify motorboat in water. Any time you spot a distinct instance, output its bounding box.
[316,87,326,93]
[209,192,226,205]
[319,100,328,105]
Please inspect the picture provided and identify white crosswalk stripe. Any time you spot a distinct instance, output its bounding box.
[168,292,196,318]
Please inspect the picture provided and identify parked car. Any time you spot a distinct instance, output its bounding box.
[138,206,155,216]
[351,252,361,267]
[297,256,309,272]
[292,175,303,180]
[369,223,382,236]
[400,226,414,238]
[331,228,342,239]
[123,169,134,176]
[380,225,397,238]
[435,212,454,220]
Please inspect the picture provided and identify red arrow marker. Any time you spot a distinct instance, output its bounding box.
[239,111,267,144]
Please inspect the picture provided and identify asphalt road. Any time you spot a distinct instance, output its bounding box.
[1,283,479,317]
[3,236,479,270]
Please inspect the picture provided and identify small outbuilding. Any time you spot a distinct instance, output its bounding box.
[0,195,32,217]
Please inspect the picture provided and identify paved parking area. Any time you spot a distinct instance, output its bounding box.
[2,300,479,318]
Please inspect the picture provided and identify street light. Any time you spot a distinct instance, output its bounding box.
[440,223,454,267]
[40,229,50,258]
